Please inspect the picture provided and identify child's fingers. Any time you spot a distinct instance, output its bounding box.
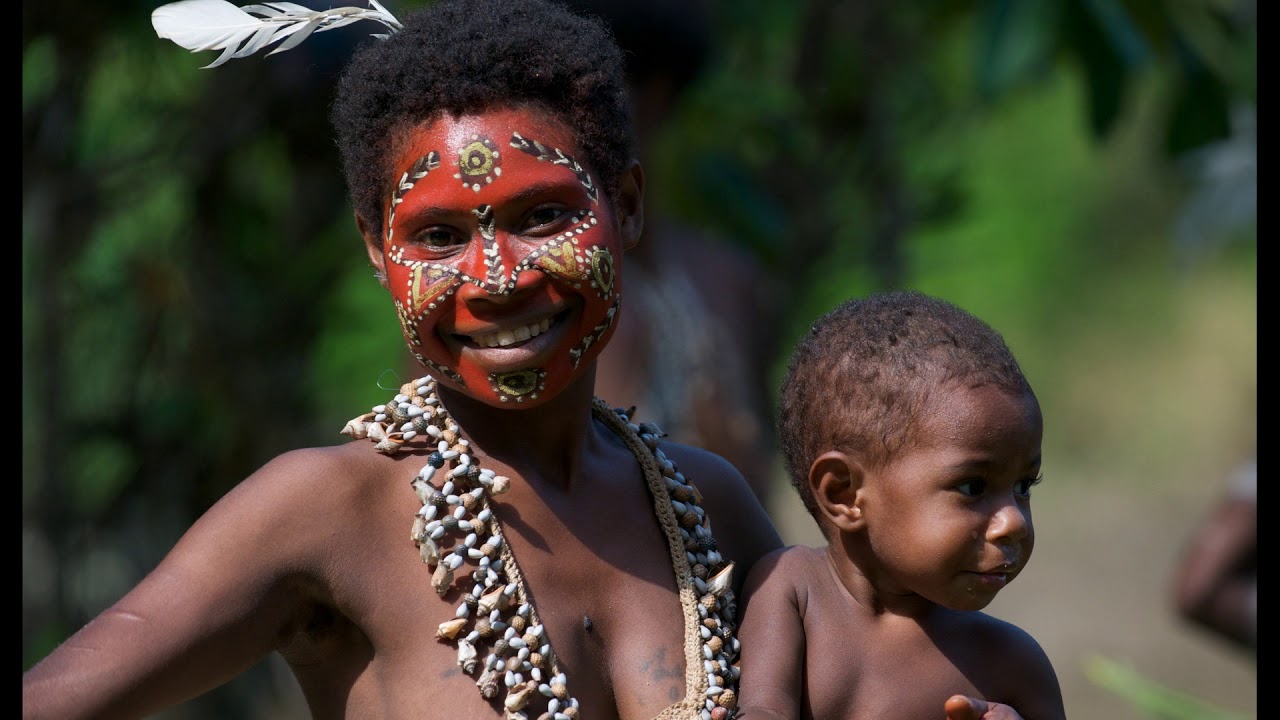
[945,695,986,719]
[945,695,1028,720]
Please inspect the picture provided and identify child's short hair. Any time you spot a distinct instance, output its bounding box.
[331,0,634,242]
[778,290,1033,524]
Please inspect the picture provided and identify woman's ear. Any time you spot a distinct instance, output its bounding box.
[809,451,867,533]
[356,211,389,289]
[614,159,645,251]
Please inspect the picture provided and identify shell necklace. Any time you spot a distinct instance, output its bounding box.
[342,376,742,720]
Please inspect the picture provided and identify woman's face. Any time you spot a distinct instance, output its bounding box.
[367,107,637,408]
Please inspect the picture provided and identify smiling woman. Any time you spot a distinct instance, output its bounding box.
[20,1,783,719]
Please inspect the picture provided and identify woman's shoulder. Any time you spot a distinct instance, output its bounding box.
[650,436,785,593]
[220,438,407,519]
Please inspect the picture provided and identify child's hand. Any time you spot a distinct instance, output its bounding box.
[945,694,1026,720]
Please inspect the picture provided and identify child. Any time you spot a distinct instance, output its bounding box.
[737,290,1065,720]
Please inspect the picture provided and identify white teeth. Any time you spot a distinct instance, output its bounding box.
[471,317,555,348]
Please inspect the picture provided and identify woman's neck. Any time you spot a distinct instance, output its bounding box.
[433,365,601,491]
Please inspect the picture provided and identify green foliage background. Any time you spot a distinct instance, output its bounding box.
[23,1,1255,718]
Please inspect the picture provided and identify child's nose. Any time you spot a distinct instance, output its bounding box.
[987,498,1031,544]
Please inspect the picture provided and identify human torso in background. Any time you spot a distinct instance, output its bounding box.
[595,219,781,507]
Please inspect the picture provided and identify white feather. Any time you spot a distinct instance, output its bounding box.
[151,0,403,68]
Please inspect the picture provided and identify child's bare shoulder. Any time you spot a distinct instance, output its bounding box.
[743,545,828,600]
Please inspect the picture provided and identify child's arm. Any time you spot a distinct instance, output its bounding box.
[736,547,807,720]
[960,619,1065,720]
[22,448,337,719]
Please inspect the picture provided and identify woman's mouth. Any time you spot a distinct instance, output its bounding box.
[449,308,573,356]
[465,316,554,348]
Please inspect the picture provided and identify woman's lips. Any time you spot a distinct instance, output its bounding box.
[446,308,574,369]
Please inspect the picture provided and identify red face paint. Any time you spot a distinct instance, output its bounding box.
[379,108,622,407]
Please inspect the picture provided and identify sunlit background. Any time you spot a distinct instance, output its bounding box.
[24,0,1255,718]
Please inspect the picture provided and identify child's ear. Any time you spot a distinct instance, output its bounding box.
[809,451,866,533]
[614,159,645,251]
[356,211,389,289]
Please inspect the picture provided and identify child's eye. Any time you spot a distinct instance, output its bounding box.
[523,206,567,231]
[1015,475,1043,498]
[955,479,987,498]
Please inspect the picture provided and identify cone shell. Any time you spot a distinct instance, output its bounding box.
[477,668,500,699]
[478,587,506,615]
[457,638,478,674]
[419,537,439,565]
[706,562,735,598]
[436,617,467,640]
[504,681,538,711]
[432,563,454,595]
[341,415,372,439]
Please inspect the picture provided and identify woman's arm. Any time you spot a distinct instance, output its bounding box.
[22,448,332,720]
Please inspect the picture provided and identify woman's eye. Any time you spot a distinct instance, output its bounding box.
[523,206,567,231]
[418,229,462,248]
[956,479,986,498]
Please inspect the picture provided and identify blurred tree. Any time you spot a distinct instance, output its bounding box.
[654,0,1254,298]
[23,1,394,716]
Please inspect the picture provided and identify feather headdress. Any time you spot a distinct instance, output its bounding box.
[151,0,402,68]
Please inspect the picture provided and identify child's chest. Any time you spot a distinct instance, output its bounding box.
[801,609,1002,720]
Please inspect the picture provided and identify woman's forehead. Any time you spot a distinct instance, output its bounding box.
[395,107,582,172]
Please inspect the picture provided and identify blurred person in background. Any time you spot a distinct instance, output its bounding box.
[563,0,785,511]
[1171,450,1257,655]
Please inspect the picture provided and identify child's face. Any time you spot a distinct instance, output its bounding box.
[369,107,630,407]
[860,383,1042,612]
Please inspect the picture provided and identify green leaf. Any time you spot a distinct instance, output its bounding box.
[1085,654,1251,720]
[975,0,1061,99]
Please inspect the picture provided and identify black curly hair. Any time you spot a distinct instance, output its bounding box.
[331,0,635,243]
[777,290,1035,526]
